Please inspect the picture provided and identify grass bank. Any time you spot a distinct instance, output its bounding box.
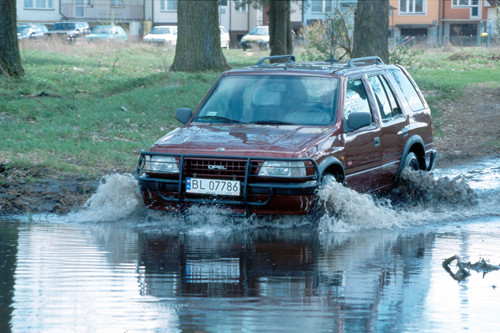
[1,41,499,181]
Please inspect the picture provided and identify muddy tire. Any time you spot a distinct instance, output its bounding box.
[403,152,420,171]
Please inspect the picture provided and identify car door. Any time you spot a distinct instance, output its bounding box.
[367,74,408,187]
[342,77,384,192]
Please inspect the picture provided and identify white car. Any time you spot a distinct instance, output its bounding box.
[220,26,230,49]
[143,25,177,46]
[239,26,269,50]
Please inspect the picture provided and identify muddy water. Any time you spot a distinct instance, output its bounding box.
[1,158,500,332]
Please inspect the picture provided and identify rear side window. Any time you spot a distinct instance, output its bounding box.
[388,68,425,112]
[368,75,402,120]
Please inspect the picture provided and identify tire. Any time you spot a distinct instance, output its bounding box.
[402,152,420,171]
[321,173,340,186]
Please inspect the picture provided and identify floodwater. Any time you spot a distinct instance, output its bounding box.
[1,157,500,333]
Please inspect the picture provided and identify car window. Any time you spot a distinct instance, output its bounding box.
[368,75,402,120]
[52,23,75,30]
[93,26,112,34]
[343,79,372,132]
[195,75,338,126]
[152,27,171,34]
[387,68,425,112]
[249,27,268,35]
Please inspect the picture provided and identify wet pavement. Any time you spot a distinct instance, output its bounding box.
[1,157,499,332]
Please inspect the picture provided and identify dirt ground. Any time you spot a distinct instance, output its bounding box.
[1,86,499,216]
[432,85,500,167]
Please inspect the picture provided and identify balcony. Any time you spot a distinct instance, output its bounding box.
[60,3,144,21]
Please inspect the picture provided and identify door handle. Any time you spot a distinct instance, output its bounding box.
[374,137,380,147]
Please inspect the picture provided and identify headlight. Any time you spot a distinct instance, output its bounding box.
[146,156,179,173]
[258,161,306,177]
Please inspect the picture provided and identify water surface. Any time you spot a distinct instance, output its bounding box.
[1,157,499,332]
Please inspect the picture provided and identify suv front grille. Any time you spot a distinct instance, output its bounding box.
[184,158,252,180]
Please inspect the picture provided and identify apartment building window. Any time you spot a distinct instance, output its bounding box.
[399,0,425,14]
[111,0,124,7]
[24,0,53,9]
[235,0,248,13]
[311,0,334,13]
[452,0,479,17]
[452,0,473,5]
[160,0,178,11]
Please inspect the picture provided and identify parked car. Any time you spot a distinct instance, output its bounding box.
[47,22,90,42]
[86,25,128,42]
[220,26,230,49]
[143,26,177,45]
[17,24,48,40]
[239,26,269,50]
[135,55,436,216]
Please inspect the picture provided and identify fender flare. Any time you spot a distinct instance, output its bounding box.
[318,156,345,182]
[395,134,425,182]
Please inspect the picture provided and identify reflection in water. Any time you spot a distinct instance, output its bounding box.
[2,215,500,332]
[9,224,179,332]
[0,223,17,333]
[135,228,437,332]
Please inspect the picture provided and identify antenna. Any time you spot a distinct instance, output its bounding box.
[325,19,337,63]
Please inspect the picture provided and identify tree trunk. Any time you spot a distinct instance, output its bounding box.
[171,0,229,72]
[269,0,293,57]
[352,0,389,63]
[0,0,24,76]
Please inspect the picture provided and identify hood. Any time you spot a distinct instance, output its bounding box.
[151,123,334,158]
[242,35,269,42]
[144,34,174,39]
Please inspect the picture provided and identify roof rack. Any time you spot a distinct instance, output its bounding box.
[255,55,296,67]
[347,56,384,68]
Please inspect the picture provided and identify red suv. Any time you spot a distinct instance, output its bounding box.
[135,55,436,216]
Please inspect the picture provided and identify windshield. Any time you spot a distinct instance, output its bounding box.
[51,23,76,31]
[248,27,268,36]
[194,75,338,126]
[151,27,175,35]
[17,26,31,33]
[92,26,113,34]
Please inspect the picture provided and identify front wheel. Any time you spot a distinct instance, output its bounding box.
[402,152,420,171]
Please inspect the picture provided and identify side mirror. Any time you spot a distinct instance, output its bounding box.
[346,112,371,131]
[176,108,193,124]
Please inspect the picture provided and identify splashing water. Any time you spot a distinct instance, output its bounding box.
[53,157,497,232]
[315,167,483,233]
[391,168,478,206]
[316,180,401,233]
[70,174,143,222]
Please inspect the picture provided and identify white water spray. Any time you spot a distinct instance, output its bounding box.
[71,174,143,222]
[55,158,497,231]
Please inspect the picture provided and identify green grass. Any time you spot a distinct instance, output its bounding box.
[406,47,499,111]
[1,41,499,179]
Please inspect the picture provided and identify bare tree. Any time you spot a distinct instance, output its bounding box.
[0,0,24,76]
[171,0,229,72]
[352,0,389,63]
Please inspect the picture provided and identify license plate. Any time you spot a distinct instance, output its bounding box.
[186,177,240,196]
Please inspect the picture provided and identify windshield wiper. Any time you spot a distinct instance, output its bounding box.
[197,116,243,123]
[250,120,297,125]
